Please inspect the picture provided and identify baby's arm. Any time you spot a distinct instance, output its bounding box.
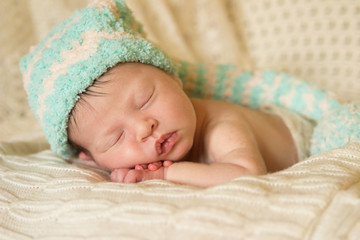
[110,159,262,187]
[163,116,268,187]
[165,161,256,187]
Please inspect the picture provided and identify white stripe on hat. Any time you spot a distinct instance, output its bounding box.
[36,29,138,123]
[23,16,80,95]
[88,0,120,19]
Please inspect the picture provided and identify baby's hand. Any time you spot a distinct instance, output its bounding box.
[135,161,162,171]
[135,160,173,171]
[110,161,173,183]
[110,167,166,183]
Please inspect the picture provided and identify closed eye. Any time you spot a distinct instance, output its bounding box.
[111,131,124,148]
[100,130,124,153]
[139,89,154,110]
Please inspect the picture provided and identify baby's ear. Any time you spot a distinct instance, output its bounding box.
[79,151,93,161]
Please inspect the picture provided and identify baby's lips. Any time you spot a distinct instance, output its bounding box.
[155,132,178,155]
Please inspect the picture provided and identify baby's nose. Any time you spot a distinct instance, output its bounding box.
[136,118,158,142]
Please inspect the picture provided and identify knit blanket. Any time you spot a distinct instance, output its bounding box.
[1,135,360,239]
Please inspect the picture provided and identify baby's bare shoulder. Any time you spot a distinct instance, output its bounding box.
[196,99,251,122]
[192,100,268,170]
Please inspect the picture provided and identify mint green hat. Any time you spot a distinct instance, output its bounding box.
[20,0,178,159]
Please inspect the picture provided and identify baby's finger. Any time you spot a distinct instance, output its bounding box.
[135,164,146,170]
[148,161,162,171]
[163,160,173,167]
[110,169,129,182]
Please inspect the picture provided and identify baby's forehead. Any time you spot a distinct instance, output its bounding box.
[93,63,167,89]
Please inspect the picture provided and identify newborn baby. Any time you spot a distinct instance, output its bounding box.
[68,63,300,187]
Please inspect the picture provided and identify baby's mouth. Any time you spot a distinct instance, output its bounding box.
[155,132,178,156]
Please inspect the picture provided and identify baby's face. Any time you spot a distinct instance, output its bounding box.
[69,63,196,170]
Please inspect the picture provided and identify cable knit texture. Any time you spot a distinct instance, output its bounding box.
[1,0,360,239]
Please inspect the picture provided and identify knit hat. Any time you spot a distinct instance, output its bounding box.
[20,0,178,159]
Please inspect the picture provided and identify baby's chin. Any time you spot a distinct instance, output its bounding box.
[170,146,194,163]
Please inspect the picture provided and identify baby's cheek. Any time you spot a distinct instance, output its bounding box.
[95,153,129,171]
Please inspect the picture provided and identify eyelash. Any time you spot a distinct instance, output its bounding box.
[139,90,154,110]
[112,131,124,147]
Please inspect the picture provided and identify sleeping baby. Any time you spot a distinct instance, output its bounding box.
[69,62,313,187]
[20,0,314,187]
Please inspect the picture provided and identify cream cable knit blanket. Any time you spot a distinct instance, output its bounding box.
[1,140,360,239]
[1,0,360,239]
